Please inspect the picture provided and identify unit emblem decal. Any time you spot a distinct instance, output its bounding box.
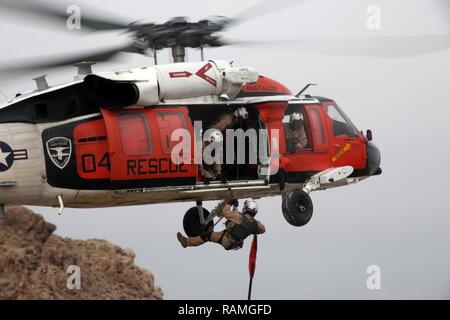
[46,137,72,169]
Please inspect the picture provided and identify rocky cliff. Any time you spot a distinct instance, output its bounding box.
[0,206,163,300]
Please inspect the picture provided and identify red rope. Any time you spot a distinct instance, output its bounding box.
[247,234,258,300]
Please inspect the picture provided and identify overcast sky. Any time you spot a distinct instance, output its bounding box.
[0,0,449,299]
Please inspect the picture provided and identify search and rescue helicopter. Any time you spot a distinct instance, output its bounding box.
[0,0,445,236]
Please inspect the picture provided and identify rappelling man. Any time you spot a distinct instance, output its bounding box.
[177,198,266,250]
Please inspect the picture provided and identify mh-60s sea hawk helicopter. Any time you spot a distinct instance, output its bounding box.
[0,0,446,236]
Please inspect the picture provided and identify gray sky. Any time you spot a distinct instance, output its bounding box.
[1,0,449,299]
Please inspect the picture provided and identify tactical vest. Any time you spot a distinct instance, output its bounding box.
[228,214,258,241]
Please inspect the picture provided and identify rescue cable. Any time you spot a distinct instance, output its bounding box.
[247,234,258,300]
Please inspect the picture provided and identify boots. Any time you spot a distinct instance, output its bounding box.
[177,232,188,248]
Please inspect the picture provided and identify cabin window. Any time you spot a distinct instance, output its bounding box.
[156,111,187,154]
[326,104,359,137]
[117,113,152,155]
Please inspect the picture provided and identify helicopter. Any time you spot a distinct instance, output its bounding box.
[0,0,446,236]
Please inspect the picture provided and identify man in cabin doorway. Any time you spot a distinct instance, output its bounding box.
[199,107,249,182]
[199,129,223,181]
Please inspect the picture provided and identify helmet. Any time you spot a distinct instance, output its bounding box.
[243,198,258,216]
[289,112,304,124]
[289,112,304,129]
[233,107,249,120]
[203,129,223,144]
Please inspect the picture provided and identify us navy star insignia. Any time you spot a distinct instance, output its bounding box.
[0,141,29,172]
[0,147,11,167]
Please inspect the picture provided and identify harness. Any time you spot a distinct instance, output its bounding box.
[219,214,258,251]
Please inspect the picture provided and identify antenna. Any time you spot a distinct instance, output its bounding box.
[295,83,317,97]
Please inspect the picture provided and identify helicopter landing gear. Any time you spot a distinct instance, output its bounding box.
[282,189,313,227]
[183,201,214,237]
[281,166,354,227]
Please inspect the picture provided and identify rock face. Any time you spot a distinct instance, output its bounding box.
[0,206,163,300]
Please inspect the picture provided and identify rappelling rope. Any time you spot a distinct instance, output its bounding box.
[247,234,258,300]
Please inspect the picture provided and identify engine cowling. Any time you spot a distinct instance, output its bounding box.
[96,60,259,106]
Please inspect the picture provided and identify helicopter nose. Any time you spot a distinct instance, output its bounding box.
[367,141,382,176]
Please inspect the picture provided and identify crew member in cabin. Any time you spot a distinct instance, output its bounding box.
[199,129,223,181]
[198,107,249,182]
[285,112,308,153]
[209,107,249,132]
[177,199,266,250]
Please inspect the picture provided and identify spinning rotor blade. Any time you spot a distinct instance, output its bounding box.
[230,0,309,27]
[229,34,450,57]
[0,44,137,74]
[0,0,130,31]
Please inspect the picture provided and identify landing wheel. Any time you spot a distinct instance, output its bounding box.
[282,189,313,227]
[183,207,213,237]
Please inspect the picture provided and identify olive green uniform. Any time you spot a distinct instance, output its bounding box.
[217,203,259,250]
[285,125,308,153]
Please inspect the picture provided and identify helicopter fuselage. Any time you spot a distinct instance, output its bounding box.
[0,61,381,212]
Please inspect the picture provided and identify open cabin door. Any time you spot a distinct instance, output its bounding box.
[101,107,197,189]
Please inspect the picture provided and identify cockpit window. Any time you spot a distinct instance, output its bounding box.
[326,104,359,137]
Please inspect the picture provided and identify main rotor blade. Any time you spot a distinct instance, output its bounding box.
[0,0,131,31]
[229,0,309,27]
[229,34,450,57]
[0,44,136,75]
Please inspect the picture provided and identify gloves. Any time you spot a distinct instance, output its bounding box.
[212,199,239,218]
[229,199,239,208]
[212,200,227,217]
